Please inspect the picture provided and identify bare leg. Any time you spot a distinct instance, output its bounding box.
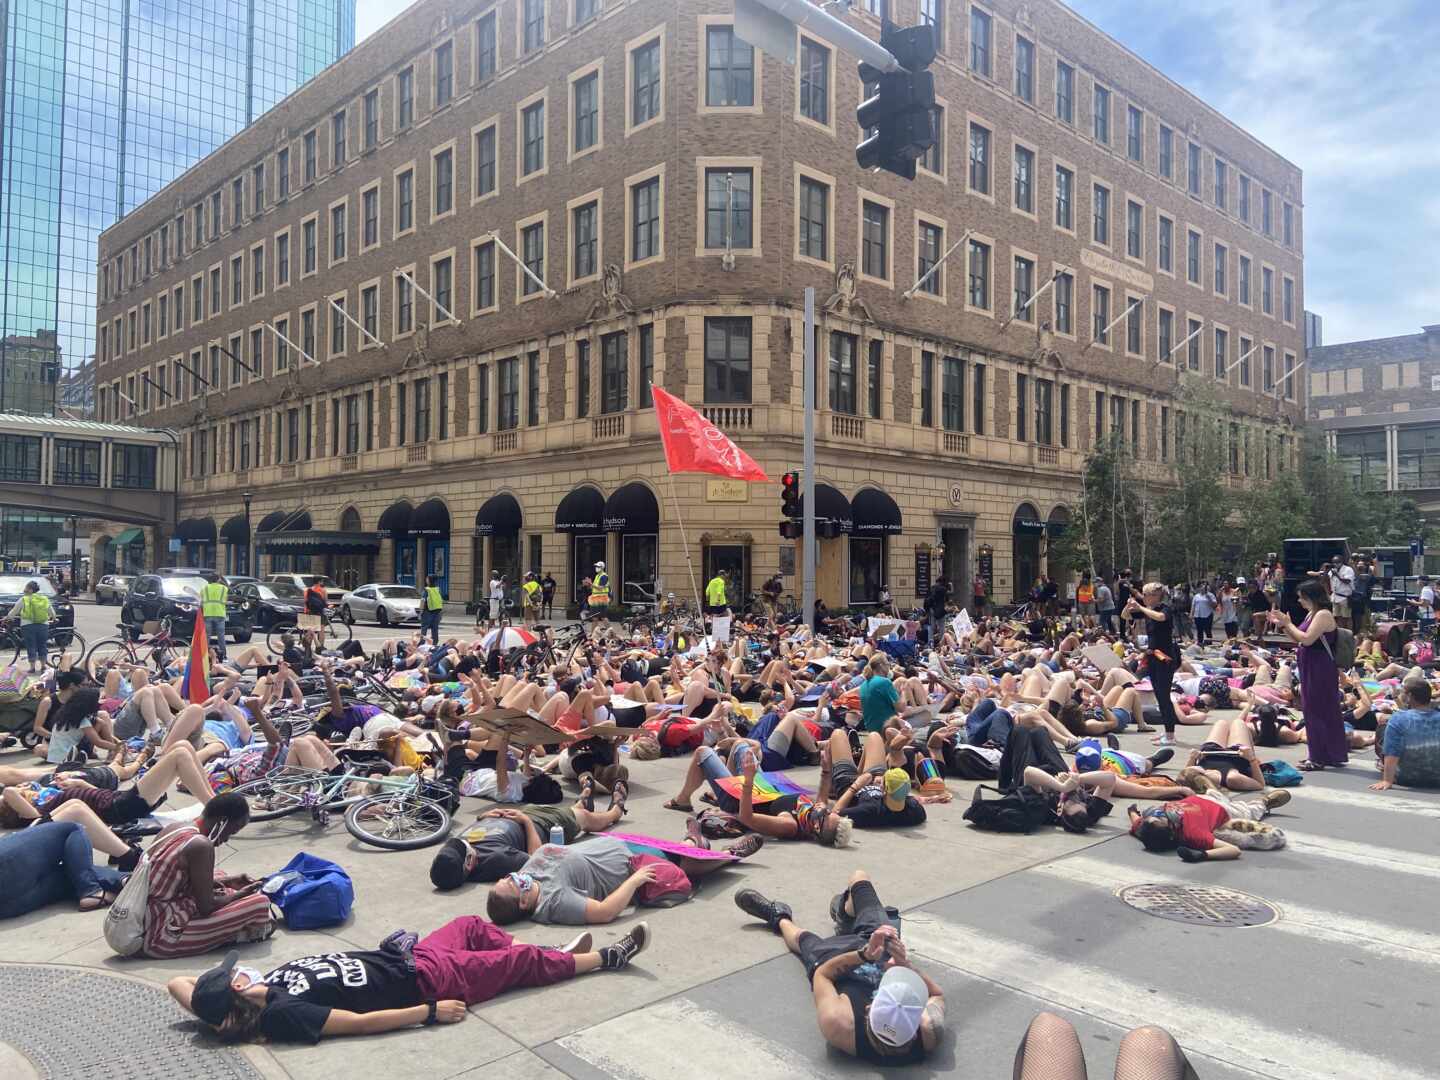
[158,704,206,755]
[536,691,571,723]
[136,743,216,804]
[48,800,130,857]
[286,734,341,771]
[573,804,623,833]
[857,731,889,772]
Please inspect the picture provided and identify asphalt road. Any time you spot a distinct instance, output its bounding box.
[5,601,1433,1080]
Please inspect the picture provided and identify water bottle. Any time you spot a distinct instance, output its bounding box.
[549,825,565,847]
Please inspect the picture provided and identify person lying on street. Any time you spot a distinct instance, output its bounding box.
[429,794,626,889]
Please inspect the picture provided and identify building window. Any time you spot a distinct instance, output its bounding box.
[362,285,378,342]
[397,168,414,232]
[798,176,828,262]
[829,332,857,414]
[1283,276,1295,323]
[917,221,944,296]
[362,188,378,247]
[300,219,316,274]
[706,26,754,107]
[528,352,541,425]
[861,200,889,279]
[1015,373,1028,442]
[639,324,654,408]
[1186,229,1201,283]
[230,256,243,304]
[1126,105,1142,161]
[1214,327,1228,378]
[1092,285,1110,344]
[303,130,317,182]
[275,319,290,370]
[477,11,497,80]
[1158,216,1172,273]
[434,147,454,215]
[1159,308,1174,362]
[1014,146,1034,212]
[433,256,453,321]
[1214,158,1228,209]
[1127,298,1143,354]
[704,168,752,249]
[277,233,290,285]
[1126,200,1142,258]
[413,377,431,442]
[397,67,414,128]
[229,181,242,228]
[1262,266,1274,314]
[522,100,545,175]
[523,0,545,53]
[967,239,989,308]
[396,274,414,334]
[601,332,628,414]
[251,247,264,295]
[435,40,453,107]
[476,363,490,433]
[704,316,752,403]
[473,241,495,310]
[1187,141,1201,196]
[1055,271,1073,334]
[1015,36,1034,102]
[1055,165,1073,229]
[1263,345,1275,392]
[1012,255,1034,321]
[331,203,347,261]
[973,362,987,433]
[1159,125,1173,179]
[969,7,991,75]
[521,221,545,296]
[1092,184,1109,245]
[1035,378,1055,445]
[345,394,361,453]
[919,104,944,174]
[1214,243,1227,294]
[1238,337,1252,386]
[475,126,497,196]
[364,89,378,149]
[1093,84,1110,144]
[332,109,346,167]
[575,0,601,25]
[576,339,593,418]
[867,339,882,419]
[251,163,265,213]
[632,177,660,262]
[573,71,599,153]
[1187,319,1202,370]
[941,354,965,431]
[573,200,598,280]
[799,38,830,124]
[1283,202,1294,246]
[498,358,519,429]
[331,297,347,355]
[1055,60,1073,122]
[1337,430,1388,491]
[631,38,661,127]
[920,350,934,426]
[968,122,990,194]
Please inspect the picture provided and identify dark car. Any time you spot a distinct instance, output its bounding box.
[230,580,307,631]
[0,575,77,646]
[154,567,224,584]
[121,574,254,643]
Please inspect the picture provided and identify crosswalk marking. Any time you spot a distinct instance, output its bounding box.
[1283,830,1440,881]
[1287,784,1440,819]
[1033,854,1440,969]
[903,914,1433,1080]
[555,997,828,1080]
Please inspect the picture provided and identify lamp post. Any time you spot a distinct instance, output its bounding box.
[242,491,253,577]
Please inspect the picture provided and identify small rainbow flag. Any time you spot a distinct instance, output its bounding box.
[712,770,813,806]
[181,608,210,704]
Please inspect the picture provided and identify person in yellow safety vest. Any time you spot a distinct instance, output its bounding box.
[705,571,730,616]
[421,575,444,645]
[589,562,611,609]
[200,578,230,660]
[8,580,52,673]
[522,573,541,623]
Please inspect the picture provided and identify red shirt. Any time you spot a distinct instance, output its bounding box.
[1174,795,1229,850]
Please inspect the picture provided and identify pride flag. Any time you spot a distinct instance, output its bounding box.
[712,770,813,806]
[181,608,210,704]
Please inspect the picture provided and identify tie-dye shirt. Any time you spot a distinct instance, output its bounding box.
[1383,707,1440,788]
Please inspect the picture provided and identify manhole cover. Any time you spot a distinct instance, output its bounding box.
[1117,883,1278,928]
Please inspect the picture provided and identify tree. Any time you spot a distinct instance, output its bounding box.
[1146,384,1231,584]
[1053,435,1149,581]
[1230,470,1312,571]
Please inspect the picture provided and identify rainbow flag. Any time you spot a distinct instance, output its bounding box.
[712,770,813,806]
[181,608,210,704]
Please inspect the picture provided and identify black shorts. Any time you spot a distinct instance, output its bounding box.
[611,704,648,729]
[829,761,859,799]
[99,786,155,825]
[795,881,897,979]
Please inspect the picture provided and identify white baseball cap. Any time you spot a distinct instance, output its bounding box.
[595,561,606,570]
[868,965,928,1047]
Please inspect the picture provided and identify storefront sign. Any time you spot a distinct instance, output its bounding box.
[977,545,994,588]
[706,478,749,502]
[779,545,795,576]
[1080,248,1154,293]
[914,547,932,598]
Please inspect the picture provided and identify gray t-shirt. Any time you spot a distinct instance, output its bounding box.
[1095,584,1115,612]
[46,717,92,763]
[524,836,633,925]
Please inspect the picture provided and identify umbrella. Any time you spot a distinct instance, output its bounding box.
[480,626,538,651]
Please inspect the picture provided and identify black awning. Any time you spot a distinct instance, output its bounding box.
[411,498,451,537]
[475,493,523,537]
[255,509,311,533]
[220,514,250,544]
[1046,507,1071,538]
[851,488,902,535]
[258,530,381,555]
[175,517,216,542]
[804,484,853,533]
[555,486,605,533]
[604,482,659,533]
[377,500,413,538]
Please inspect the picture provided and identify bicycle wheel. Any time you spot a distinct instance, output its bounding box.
[321,616,353,647]
[48,629,84,668]
[84,638,138,681]
[266,623,297,654]
[344,792,451,849]
[231,768,331,821]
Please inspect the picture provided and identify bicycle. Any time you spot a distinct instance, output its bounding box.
[2,619,86,670]
[265,611,353,654]
[84,617,181,681]
[229,758,453,850]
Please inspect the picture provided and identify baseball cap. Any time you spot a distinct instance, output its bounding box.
[868,965,928,1047]
[191,950,242,1027]
[430,837,469,890]
[882,767,911,810]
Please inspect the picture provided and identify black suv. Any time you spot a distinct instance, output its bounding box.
[121,573,255,643]
[0,574,77,645]
[229,580,307,631]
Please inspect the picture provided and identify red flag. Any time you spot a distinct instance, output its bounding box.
[651,385,769,482]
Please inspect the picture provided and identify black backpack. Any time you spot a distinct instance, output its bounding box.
[962,784,1052,833]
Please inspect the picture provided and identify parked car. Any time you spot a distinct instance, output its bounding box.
[121,573,254,642]
[0,575,77,645]
[229,580,308,631]
[95,575,134,604]
[265,573,348,606]
[155,566,224,583]
[340,583,423,626]
[223,576,261,588]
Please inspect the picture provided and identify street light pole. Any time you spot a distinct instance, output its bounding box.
[242,491,253,577]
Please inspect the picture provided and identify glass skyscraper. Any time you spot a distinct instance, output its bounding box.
[0,0,355,415]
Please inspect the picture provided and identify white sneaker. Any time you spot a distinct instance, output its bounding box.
[1153,733,1177,747]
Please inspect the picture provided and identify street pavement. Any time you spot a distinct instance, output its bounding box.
[2,600,1436,1079]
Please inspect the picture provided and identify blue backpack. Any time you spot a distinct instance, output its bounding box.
[1260,760,1304,788]
[266,852,355,930]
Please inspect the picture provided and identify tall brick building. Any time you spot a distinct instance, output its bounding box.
[92,0,1306,610]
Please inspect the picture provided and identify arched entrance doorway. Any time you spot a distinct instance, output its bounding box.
[555,485,606,610]
[335,507,369,589]
[378,501,415,585]
[475,493,524,606]
[604,482,659,606]
[1012,503,1044,602]
[849,488,902,605]
[1046,505,1072,602]
[411,499,451,596]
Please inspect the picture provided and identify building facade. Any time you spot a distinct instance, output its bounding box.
[1309,324,1440,524]
[0,0,355,417]
[95,0,1306,610]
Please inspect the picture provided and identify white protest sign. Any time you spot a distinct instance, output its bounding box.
[710,614,732,644]
[952,609,975,641]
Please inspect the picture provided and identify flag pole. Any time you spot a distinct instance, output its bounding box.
[664,472,706,623]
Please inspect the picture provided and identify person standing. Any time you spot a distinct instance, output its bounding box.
[1419,575,1437,640]
[1218,582,1240,641]
[705,569,730,617]
[521,572,541,623]
[540,572,557,620]
[1326,557,1356,629]
[971,574,987,617]
[761,572,784,620]
[589,562,611,612]
[1274,578,1346,771]
[1094,578,1115,635]
[1350,556,1373,635]
[199,577,230,661]
[487,572,505,626]
[421,575,444,646]
[1075,572,1095,627]
[7,580,52,674]
[1124,583,1182,748]
[924,575,949,645]
[1190,583,1216,646]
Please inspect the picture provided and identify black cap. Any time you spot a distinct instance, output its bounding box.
[191,950,241,1027]
[430,837,468,890]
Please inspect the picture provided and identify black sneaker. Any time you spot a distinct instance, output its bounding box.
[1149,747,1176,768]
[600,922,649,970]
[829,888,854,934]
[734,888,792,933]
[1106,733,1121,750]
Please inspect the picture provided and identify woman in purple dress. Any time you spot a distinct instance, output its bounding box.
[1274,578,1347,770]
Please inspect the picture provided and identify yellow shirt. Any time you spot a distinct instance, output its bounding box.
[424,586,444,611]
[19,592,51,623]
[200,582,229,618]
[705,577,727,606]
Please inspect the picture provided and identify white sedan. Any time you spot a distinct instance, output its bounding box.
[340,583,423,627]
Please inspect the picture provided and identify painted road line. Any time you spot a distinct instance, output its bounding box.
[1286,784,1440,819]
[1283,831,1440,881]
[555,997,829,1080]
[904,914,1432,1080]
[1033,855,1440,969]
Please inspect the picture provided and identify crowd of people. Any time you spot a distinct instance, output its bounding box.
[1,553,1435,1075]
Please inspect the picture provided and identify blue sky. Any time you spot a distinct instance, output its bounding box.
[355,0,1440,345]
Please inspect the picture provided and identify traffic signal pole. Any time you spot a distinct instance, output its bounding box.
[802,286,817,630]
[735,0,901,75]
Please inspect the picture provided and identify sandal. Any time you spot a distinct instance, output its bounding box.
[662,798,694,812]
[78,891,115,912]
[1297,759,1326,771]
[608,779,630,814]
[577,772,597,812]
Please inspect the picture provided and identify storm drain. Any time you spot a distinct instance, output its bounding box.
[0,964,261,1080]
[1117,883,1279,928]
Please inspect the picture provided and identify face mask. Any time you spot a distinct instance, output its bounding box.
[233,965,265,989]
[507,871,536,894]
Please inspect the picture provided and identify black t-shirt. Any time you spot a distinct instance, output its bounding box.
[453,654,482,677]
[840,790,928,828]
[1146,611,1177,664]
[541,577,556,598]
[258,949,421,1044]
[462,818,531,882]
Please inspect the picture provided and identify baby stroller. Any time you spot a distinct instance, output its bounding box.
[0,663,42,751]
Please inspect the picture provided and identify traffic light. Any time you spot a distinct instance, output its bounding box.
[780,470,801,519]
[855,23,938,180]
